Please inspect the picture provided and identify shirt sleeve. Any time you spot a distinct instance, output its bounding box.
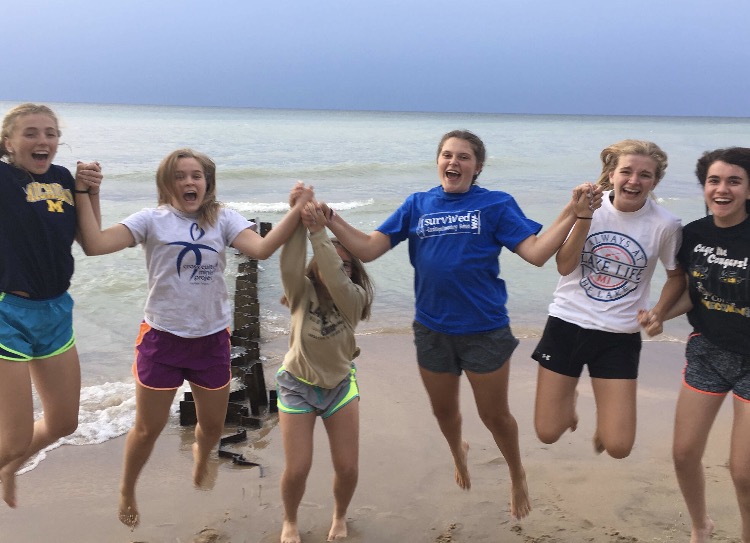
[309,229,366,328]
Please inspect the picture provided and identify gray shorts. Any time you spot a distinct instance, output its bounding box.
[412,320,519,376]
[684,333,750,401]
[276,366,359,419]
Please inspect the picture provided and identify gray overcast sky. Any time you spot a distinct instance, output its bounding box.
[3,0,749,117]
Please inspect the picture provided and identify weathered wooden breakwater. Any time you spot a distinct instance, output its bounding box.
[178,221,277,469]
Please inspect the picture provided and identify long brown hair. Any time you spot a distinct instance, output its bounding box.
[156,148,222,227]
[289,239,375,321]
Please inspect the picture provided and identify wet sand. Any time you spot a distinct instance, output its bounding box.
[0,335,741,543]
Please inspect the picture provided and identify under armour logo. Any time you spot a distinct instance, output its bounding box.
[540,354,551,361]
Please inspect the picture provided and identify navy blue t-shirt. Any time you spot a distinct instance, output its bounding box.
[0,162,77,299]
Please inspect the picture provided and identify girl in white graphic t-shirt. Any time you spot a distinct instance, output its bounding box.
[532,139,685,459]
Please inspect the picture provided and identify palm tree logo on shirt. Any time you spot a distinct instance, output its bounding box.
[167,222,218,280]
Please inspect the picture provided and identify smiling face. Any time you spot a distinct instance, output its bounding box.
[704,160,750,228]
[609,154,659,212]
[3,113,59,174]
[437,137,482,194]
[170,157,207,214]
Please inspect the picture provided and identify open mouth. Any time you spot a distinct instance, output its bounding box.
[184,191,198,202]
[446,169,461,180]
[31,152,49,161]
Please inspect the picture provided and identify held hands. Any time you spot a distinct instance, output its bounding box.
[75,161,103,194]
[572,183,602,218]
[289,180,315,209]
[637,309,663,337]
[301,200,328,233]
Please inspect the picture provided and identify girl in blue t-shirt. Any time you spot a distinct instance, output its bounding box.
[315,129,599,521]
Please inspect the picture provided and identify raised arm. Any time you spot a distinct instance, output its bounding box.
[556,184,604,275]
[74,162,135,255]
[515,183,601,267]
[231,183,314,260]
[314,204,391,263]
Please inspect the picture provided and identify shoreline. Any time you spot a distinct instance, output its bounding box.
[1,334,741,543]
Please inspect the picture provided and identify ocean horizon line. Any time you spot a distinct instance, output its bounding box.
[2,98,748,121]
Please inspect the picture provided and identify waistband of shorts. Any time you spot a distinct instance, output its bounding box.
[0,291,71,308]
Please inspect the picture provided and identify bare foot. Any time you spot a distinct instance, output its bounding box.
[689,516,714,543]
[192,442,217,489]
[118,494,139,531]
[510,475,532,520]
[454,441,471,490]
[327,516,348,540]
[281,520,302,543]
[0,466,17,508]
[592,433,605,455]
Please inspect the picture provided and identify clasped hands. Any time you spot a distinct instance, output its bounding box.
[75,161,103,193]
[289,181,331,233]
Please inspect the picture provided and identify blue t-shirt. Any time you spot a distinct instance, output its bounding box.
[0,162,77,299]
[377,184,542,334]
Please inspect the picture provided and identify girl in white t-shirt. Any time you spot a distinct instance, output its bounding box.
[75,148,314,530]
[532,139,685,459]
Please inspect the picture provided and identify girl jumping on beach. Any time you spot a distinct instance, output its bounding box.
[532,139,685,459]
[641,147,750,543]
[74,149,314,529]
[316,130,598,520]
[276,189,374,543]
[0,103,102,508]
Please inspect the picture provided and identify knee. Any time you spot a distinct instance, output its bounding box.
[534,424,562,445]
[672,444,699,471]
[605,443,632,460]
[431,404,460,425]
[478,408,515,434]
[334,462,358,482]
[284,462,312,484]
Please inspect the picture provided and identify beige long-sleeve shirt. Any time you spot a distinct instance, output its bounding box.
[280,224,366,388]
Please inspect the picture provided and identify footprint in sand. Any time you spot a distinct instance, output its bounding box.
[192,527,231,543]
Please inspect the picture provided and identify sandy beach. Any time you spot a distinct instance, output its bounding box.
[0,334,742,543]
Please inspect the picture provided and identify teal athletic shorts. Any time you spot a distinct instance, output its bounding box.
[0,291,76,362]
[276,366,359,419]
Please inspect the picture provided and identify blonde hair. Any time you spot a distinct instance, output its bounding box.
[596,139,668,191]
[1,103,60,162]
[156,148,221,227]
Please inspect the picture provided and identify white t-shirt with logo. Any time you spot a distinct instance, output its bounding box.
[549,191,681,333]
[121,205,254,338]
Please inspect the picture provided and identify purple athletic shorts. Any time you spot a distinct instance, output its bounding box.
[133,323,231,390]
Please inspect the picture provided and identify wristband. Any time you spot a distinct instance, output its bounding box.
[74,189,90,194]
[576,216,592,220]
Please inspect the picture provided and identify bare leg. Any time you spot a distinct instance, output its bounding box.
[322,400,359,541]
[0,360,34,508]
[189,383,230,488]
[279,411,316,543]
[0,349,81,508]
[418,368,471,490]
[534,366,579,444]
[466,362,531,520]
[673,386,724,543]
[730,397,750,543]
[590,377,637,459]
[118,383,176,529]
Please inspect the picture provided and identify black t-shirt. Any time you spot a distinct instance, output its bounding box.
[678,215,750,355]
[0,162,77,299]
